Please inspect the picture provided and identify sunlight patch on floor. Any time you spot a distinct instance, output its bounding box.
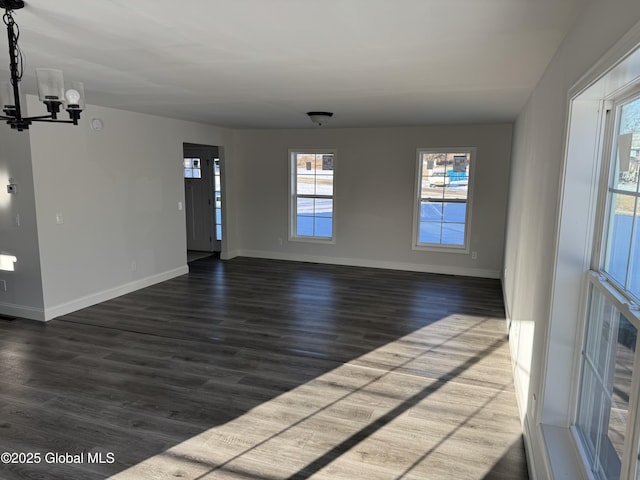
[110,315,522,480]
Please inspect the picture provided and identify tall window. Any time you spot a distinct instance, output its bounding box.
[575,94,640,479]
[289,150,335,241]
[413,148,475,251]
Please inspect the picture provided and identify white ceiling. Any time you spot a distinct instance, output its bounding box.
[0,0,582,129]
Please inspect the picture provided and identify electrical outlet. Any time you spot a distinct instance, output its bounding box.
[55,213,64,225]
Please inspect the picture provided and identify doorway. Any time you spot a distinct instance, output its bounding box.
[183,143,223,258]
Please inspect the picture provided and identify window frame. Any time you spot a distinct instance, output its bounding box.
[572,88,640,480]
[288,148,337,244]
[412,147,476,253]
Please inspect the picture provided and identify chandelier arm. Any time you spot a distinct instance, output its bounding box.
[4,9,23,120]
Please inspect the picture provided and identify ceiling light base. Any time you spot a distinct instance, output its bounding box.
[307,111,333,127]
[0,0,25,10]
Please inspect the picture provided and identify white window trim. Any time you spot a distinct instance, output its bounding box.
[534,19,640,480]
[412,147,476,254]
[288,148,337,244]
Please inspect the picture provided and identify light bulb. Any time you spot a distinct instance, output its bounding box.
[65,89,81,105]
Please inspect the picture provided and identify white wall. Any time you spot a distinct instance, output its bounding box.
[0,126,45,318]
[25,97,235,320]
[503,0,640,477]
[233,124,512,278]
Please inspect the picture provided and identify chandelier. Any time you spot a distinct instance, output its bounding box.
[0,0,84,131]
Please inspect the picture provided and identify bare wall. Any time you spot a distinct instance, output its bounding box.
[26,97,235,319]
[0,126,44,319]
[234,124,512,277]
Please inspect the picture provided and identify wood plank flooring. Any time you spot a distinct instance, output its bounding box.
[0,257,528,480]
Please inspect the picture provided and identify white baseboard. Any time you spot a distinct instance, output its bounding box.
[43,266,189,321]
[236,249,500,278]
[0,301,46,322]
[221,249,239,261]
[523,416,544,480]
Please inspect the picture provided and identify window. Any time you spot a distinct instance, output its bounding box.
[289,150,335,241]
[184,158,201,178]
[575,93,640,479]
[413,148,475,251]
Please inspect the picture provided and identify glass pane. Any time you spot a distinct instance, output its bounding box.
[296,154,319,174]
[316,175,333,196]
[321,154,334,171]
[296,175,315,195]
[444,183,468,200]
[184,158,193,168]
[610,315,636,460]
[215,194,221,209]
[215,208,221,225]
[184,168,193,178]
[577,286,637,480]
[216,225,222,241]
[629,211,640,299]
[296,198,313,216]
[419,222,441,244]
[442,223,465,245]
[214,158,220,175]
[443,202,466,223]
[314,217,332,237]
[420,201,443,221]
[427,172,449,188]
[604,193,635,287]
[315,198,333,218]
[578,364,603,462]
[296,216,313,236]
[214,176,221,192]
[192,168,201,179]
[615,99,640,193]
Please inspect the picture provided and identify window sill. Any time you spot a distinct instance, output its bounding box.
[412,244,469,254]
[289,236,335,245]
[541,424,592,480]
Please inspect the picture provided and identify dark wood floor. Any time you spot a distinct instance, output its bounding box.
[0,257,528,480]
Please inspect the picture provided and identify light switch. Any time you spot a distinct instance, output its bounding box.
[178,202,183,211]
[55,213,63,225]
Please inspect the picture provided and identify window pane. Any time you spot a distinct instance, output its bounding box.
[316,175,333,196]
[629,211,640,299]
[442,202,466,223]
[444,183,468,200]
[192,168,201,179]
[296,175,315,195]
[215,208,221,225]
[296,154,318,174]
[184,168,193,178]
[296,216,314,236]
[442,223,465,245]
[604,193,635,287]
[216,225,222,241]
[297,198,313,215]
[314,217,332,237]
[616,99,640,193]
[420,201,443,221]
[315,198,333,218]
[419,222,442,244]
[577,286,637,480]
